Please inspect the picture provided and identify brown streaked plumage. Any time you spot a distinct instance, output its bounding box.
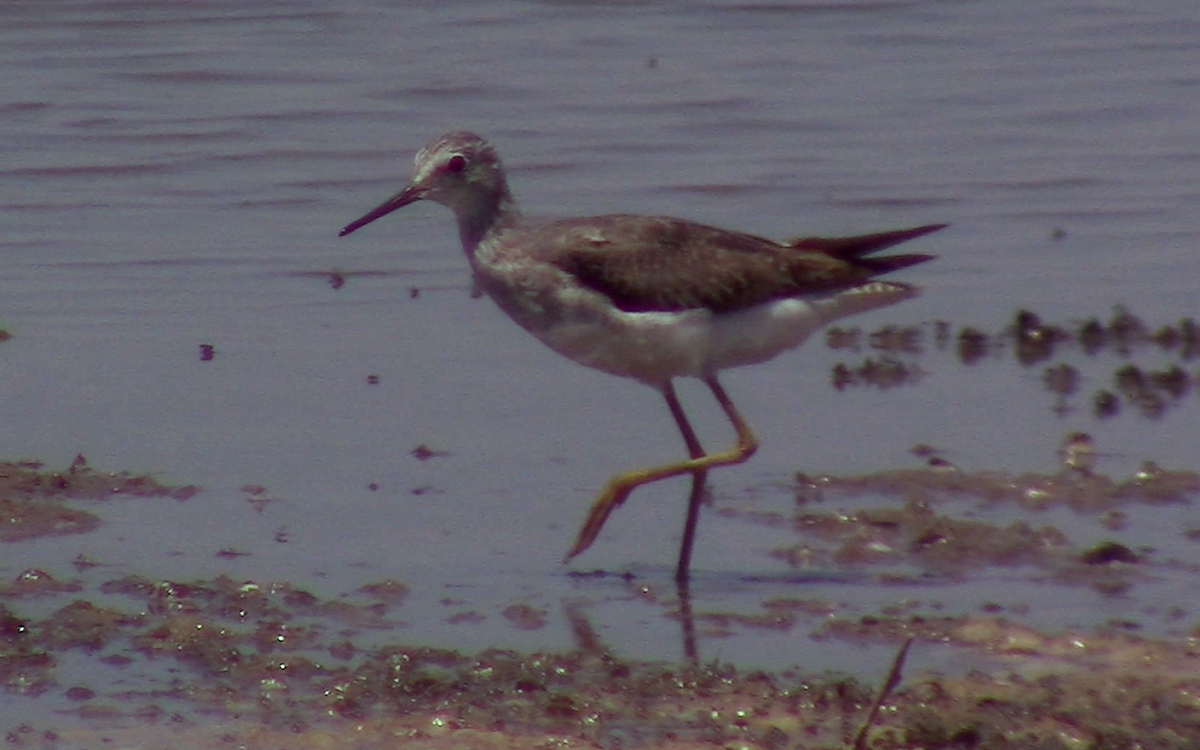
[532,216,939,313]
[340,131,944,580]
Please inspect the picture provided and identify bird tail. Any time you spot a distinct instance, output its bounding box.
[786,223,946,274]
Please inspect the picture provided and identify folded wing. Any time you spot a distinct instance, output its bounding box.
[535,216,943,314]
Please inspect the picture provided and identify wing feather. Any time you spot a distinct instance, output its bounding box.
[527,215,940,313]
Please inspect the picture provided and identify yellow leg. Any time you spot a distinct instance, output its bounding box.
[564,375,758,563]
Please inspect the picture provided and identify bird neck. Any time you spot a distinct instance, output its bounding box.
[456,184,520,257]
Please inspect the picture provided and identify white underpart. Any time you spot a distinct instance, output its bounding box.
[570,284,913,386]
[472,258,915,388]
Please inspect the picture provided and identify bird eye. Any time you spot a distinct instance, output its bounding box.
[445,154,468,173]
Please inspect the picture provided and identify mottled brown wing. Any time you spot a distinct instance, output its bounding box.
[535,215,934,314]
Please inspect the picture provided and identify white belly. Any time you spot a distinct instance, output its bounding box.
[480,266,918,387]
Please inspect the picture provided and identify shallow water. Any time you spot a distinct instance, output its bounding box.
[2,0,1199,739]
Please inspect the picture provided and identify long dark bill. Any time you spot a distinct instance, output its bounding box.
[339,185,424,237]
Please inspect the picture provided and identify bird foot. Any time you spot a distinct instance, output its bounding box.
[562,479,635,562]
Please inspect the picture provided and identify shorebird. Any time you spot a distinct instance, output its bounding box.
[340,131,943,580]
